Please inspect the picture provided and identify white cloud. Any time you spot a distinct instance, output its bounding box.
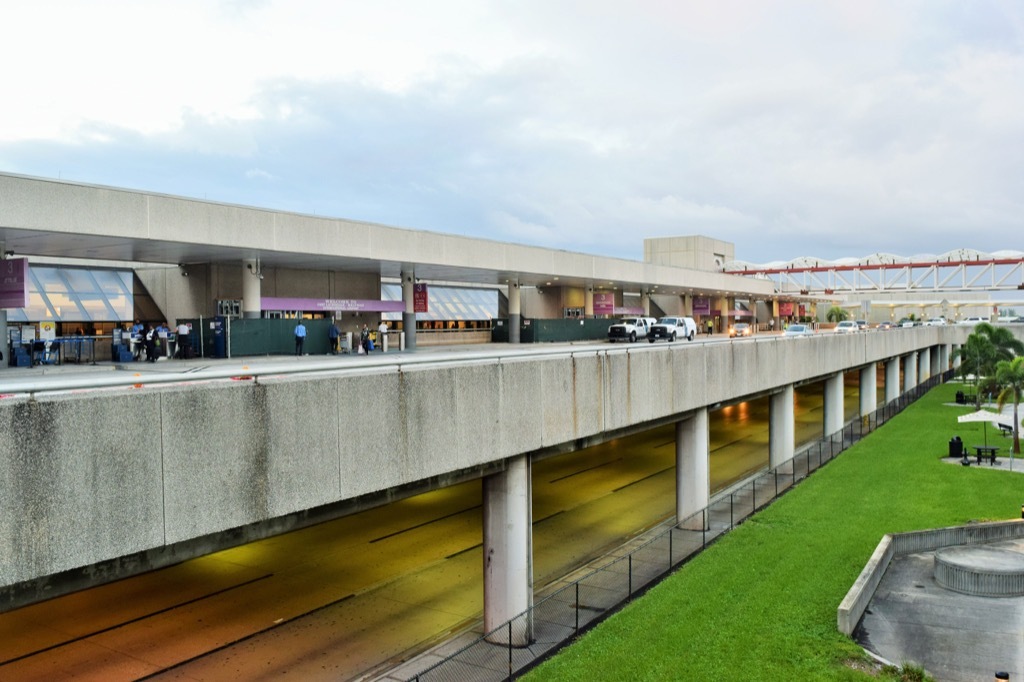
[0,0,1022,263]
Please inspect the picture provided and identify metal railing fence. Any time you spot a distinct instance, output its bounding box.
[406,370,951,681]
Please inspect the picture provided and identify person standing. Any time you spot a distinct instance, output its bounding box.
[360,324,370,355]
[706,319,713,335]
[144,324,157,362]
[328,319,340,355]
[377,320,388,351]
[175,320,191,359]
[131,319,144,360]
[294,319,307,356]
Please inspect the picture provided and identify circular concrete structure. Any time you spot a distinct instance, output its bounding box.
[934,545,1024,597]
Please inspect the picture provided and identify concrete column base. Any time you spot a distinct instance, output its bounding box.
[769,385,795,469]
[676,409,709,531]
[402,312,416,350]
[483,455,533,644]
[824,372,845,437]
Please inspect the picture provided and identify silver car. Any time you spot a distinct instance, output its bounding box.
[783,324,813,337]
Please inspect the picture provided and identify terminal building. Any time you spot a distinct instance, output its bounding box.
[0,173,805,363]
[2,172,1017,365]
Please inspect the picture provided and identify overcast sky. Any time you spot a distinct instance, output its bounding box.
[1,1,1021,264]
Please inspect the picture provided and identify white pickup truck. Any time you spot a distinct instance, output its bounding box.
[607,317,657,343]
[648,316,697,342]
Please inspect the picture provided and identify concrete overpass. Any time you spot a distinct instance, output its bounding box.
[0,327,978,633]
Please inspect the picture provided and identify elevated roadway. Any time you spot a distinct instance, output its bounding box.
[0,329,980,678]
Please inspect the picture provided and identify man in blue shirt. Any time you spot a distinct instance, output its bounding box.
[294,319,307,356]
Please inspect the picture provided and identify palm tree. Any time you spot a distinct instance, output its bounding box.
[826,306,848,323]
[976,322,1024,363]
[953,332,996,407]
[995,356,1024,455]
[953,324,1024,407]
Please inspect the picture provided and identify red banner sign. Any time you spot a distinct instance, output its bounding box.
[0,258,29,309]
[413,283,429,313]
[593,292,615,315]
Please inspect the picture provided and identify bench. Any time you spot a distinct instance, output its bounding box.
[998,423,1013,437]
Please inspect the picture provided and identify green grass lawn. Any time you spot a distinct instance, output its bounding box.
[525,382,1023,681]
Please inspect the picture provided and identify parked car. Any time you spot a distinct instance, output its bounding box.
[783,323,813,337]
[897,318,916,328]
[854,320,868,331]
[648,316,697,342]
[728,322,752,338]
[608,317,656,343]
[924,317,947,326]
[877,321,893,331]
[958,317,986,325]
[834,320,858,333]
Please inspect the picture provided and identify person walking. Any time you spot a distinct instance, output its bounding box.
[294,319,307,356]
[377,320,388,351]
[360,324,370,355]
[328,319,340,355]
[706,319,713,336]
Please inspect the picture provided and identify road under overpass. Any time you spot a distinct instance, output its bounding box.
[0,328,985,677]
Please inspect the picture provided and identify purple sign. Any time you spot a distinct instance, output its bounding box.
[0,258,29,309]
[692,297,711,316]
[593,292,615,316]
[262,296,405,313]
[613,306,644,316]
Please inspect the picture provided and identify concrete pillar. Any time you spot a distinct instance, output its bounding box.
[919,349,930,384]
[930,346,940,377]
[676,408,710,530]
[641,290,651,316]
[952,343,962,370]
[904,353,918,393]
[885,357,900,403]
[769,385,795,468]
[823,372,845,437]
[241,259,262,319]
[508,280,521,344]
[402,270,417,350]
[584,287,594,318]
[941,344,951,373]
[860,363,878,417]
[0,242,8,372]
[483,455,532,644]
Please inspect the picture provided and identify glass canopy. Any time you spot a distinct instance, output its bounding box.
[4,266,133,323]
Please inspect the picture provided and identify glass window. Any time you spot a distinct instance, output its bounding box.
[9,266,134,323]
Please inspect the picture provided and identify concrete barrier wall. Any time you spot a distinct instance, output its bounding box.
[837,520,1024,634]
[0,330,973,591]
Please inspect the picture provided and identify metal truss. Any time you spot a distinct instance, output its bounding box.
[724,257,1024,296]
